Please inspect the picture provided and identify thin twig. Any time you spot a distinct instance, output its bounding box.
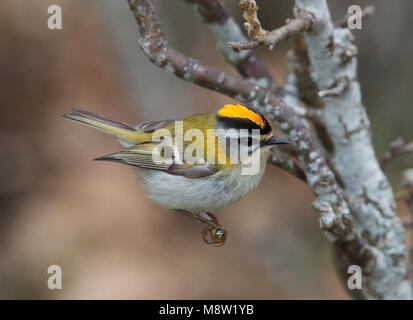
[263,12,315,50]
[335,5,375,29]
[228,40,259,53]
[381,138,413,170]
[229,5,315,52]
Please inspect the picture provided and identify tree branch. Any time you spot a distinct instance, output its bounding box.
[228,1,315,52]
[183,0,274,88]
[268,148,307,183]
[227,40,260,53]
[381,138,413,170]
[186,0,321,127]
[294,0,411,299]
[287,38,335,153]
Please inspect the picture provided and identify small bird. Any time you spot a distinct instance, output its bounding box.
[63,104,289,246]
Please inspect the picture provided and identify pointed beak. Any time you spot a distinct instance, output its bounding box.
[262,136,290,146]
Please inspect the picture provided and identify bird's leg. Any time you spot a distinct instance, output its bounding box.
[174,210,227,247]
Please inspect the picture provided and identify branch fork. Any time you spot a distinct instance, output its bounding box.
[228,1,316,52]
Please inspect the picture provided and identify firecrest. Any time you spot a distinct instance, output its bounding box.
[63,104,289,246]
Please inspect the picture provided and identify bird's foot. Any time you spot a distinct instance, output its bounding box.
[175,210,227,247]
[202,223,227,247]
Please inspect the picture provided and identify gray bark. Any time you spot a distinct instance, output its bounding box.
[294,0,411,299]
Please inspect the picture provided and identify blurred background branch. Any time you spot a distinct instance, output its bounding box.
[381,137,413,170]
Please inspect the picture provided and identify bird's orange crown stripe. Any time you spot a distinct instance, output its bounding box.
[217,104,265,128]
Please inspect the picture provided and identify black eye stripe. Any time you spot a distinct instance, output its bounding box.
[224,136,259,150]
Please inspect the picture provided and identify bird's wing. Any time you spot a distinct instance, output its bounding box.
[95,141,218,179]
[136,119,177,132]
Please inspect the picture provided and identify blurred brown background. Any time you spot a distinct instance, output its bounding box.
[0,0,412,299]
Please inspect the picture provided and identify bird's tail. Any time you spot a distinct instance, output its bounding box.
[62,109,140,144]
